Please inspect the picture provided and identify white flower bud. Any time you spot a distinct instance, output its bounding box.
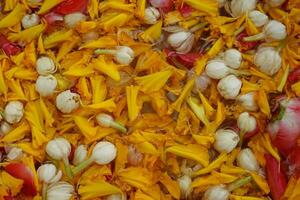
[106,194,127,200]
[91,141,117,165]
[56,90,80,114]
[46,181,74,200]
[37,163,62,184]
[72,145,87,165]
[217,75,242,100]
[96,113,114,128]
[237,92,258,111]
[203,185,230,200]
[36,56,56,75]
[167,31,194,54]
[268,0,285,7]
[230,0,257,17]
[0,121,12,135]
[194,73,211,93]
[223,49,242,69]
[205,60,232,79]
[237,148,259,171]
[214,129,240,153]
[46,138,71,161]
[82,32,99,42]
[262,20,287,41]
[4,101,24,124]
[21,14,40,29]
[35,75,57,97]
[114,46,135,65]
[177,175,192,198]
[237,112,257,133]
[254,46,281,76]
[7,147,23,160]
[249,10,269,27]
[64,12,87,28]
[127,145,143,166]
[144,7,160,24]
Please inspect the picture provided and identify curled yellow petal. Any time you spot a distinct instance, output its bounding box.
[192,171,238,188]
[79,36,117,50]
[93,56,120,81]
[192,135,215,147]
[193,153,227,176]
[39,98,55,127]
[99,12,133,31]
[73,116,98,139]
[85,98,117,112]
[250,172,270,194]
[134,70,173,93]
[199,91,215,118]
[43,29,74,49]
[8,23,46,42]
[0,171,23,196]
[38,0,64,14]
[118,167,154,189]
[63,64,95,77]
[230,195,267,200]
[1,122,30,143]
[257,90,270,118]
[136,0,146,19]
[90,75,107,104]
[207,38,224,58]
[159,173,181,199]
[88,0,99,20]
[126,85,140,122]
[0,3,26,28]
[184,0,218,16]
[79,180,122,200]
[166,144,209,167]
[57,37,80,61]
[139,20,163,43]
[187,97,210,126]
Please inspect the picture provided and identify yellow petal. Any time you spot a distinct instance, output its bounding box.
[192,171,238,188]
[277,64,289,92]
[166,144,209,167]
[99,1,135,12]
[57,37,80,61]
[8,23,46,42]
[90,75,107,104]
[93,56,120,81]
[220,165,246,174]
[136,0,146,19]
[8,79,27,101]
[99,12,133,31]
[207,38,224,58]
[134,70,173,93]
[199,91,215,118]
[1,122,30,143]
[14,142,44,161]
[73,116,98,139]
[63,64,95,77]
[39,98,55,127]
[85,98,117,112]
[3,0,18,12]
[79,36,117,50]
[159,173,181,199]
[115,140,128,172]
[0,171,23,196]
[241,79,260,94]
[126,85,140,122]
[193,153,228,176]
[0,3,26,28]
[192,135,215,148]
[88,0,99,20]
[118,167,154,189]
[77,77,92,101]
[204,101,226,134]
[78,180,122,200]
[184,0,218,16]
[230,195,268,200]
[0,67,8,98]
[134,190,156,200]
[43,29,74,49]
[246,17,259,35]
[187,97,210,126]
[168,78,195,113]
[139,20,163,43]
[250,67,272,80]
[76,21,97,33]
[250,172,270,194]
[38,0,64,14]
[31,126,48,148]
[25,101,45,132]
[38,34,46,54]
[257,90,270,118]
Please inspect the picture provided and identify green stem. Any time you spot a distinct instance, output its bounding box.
[190,22,208,33]
[62,157,73,180]
[243,32,265,42]
[94,49,116,55]
[239,131,246,146]
[72,157,94,175]
[110,121,127,133]
[227,176,252,192]
[42,182,47,200]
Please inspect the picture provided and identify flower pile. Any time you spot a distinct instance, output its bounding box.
[0,0,300,199]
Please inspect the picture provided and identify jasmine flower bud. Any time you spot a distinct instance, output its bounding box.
[4,101,24,124]
[177,175,192,198]
[144,7,160,24]
[237,112,257,133]
[268,0,285,7]
[217,75,242,100]
[254,46,281,76]
[35,75,57,97]
[223,48,242,69]
[0,121,12,135]
[21,14,40,29]
[237,148,259,171]
[167,31,194,54]
[36,56,56,75]
[37,163,62,184]
[64,12,87,28]
[203,185,230,200]
[46,181,74,200]
[205,60,232,79]
[249,10,269,27]
[7,147,23,160]
[56,90,80,114]
[72,145,87,165]
[237,92,258,111]
[96,113,127,133]
[214,129,240,153]
[114,46,135,65]
[230,0,257,17]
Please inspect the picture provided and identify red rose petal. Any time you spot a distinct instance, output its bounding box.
[52,0,89,15]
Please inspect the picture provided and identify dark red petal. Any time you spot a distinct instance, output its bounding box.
[5,163,37,196]
[236,32,260,52]
[288,68,300,84]
[149,0,173,8]
[43,12,64,25]
[287,146,300,177]
[265,154,287,200]
[164,48,202,69]
[52,0,89,15]
[243,125,259,140]
[0,34,21,56]
[178,3,193,17]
